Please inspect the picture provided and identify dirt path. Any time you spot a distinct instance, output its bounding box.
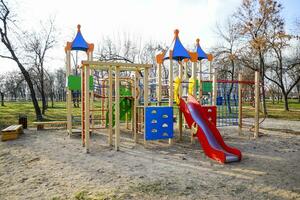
[0,119,299,200]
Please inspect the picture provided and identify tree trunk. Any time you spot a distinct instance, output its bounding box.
[41,92,46,114]
[283,92,289,111]
[0,92,4,106]
[297,84,300,103]
[40,64,47,114]
[259,52,268,116]
[271,92,275,104]
[20,65,43,121]
[50,91,54,108]
[227,60,235,114]
[51,96,54,108]
[0,32,43,121]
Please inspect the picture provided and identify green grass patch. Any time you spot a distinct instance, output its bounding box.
[242,99,300,121]
[0,99,299,129]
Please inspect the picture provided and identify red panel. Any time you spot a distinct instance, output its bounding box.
[201,106,216,127]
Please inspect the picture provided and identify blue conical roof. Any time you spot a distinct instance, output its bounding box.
[196,38,207,60]
[164,30,190,61]
[71,25,89,51]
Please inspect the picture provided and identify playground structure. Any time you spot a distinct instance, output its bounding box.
[65,25,260,163]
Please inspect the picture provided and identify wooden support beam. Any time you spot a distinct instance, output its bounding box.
[66,50,72,136]
[84,65,90,153]
[134,70,138,143]
[88,52,95,133]
[157,63,162,105]
[108,67,113,146]
[192,61,197,96]
[144,67,149,146]
[191,61,197,144]
[115,66,120,151]
[169,59,173,145]
[178,62,183,141]
[212,70,217,106]
[198,61,203,102]
[81,68,85,147]
[209,61,212,81]
[82,60,152,68]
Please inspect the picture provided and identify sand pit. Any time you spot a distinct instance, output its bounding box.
[0,118,299,200]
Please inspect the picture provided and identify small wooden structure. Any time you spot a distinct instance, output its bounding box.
[33,121,67,130]
[81,60,152,153]
[1,125,23,141]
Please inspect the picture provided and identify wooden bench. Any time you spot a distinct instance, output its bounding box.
[33,121,67,130]
[1,125,23,141]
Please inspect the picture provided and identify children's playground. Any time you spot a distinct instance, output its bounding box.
[1,26,299,199]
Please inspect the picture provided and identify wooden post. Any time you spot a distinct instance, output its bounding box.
[157,63,162,105]
[133,71,138,143]
[212,70,217,106]
[192,61,197,96]
[168,58,174,145]
[209,60,212,81]
[130,79,134,131]
[115,66,120,151]
[178,62,183,141]
[144,68,149,146]
[81,67,85,147]
[198,61,202,103]
[88,52,94,132]
[238,73,243,135]
[84,65,90,153]
[66,50,72,136]
[108,67,113,146]
[254,71,260,138]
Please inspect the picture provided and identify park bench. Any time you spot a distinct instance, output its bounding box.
[1,125,23,141]
[33,121,67,130]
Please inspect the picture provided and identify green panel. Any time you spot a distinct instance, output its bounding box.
[120,85,132,96]
[105,84,133,127]
[89,76,93,90]
[195,80,212,93]
[67,75,93,91]
[106,98,132,127]
[195,79,199,94]
[68,75,81,90]
[202,82,212,92]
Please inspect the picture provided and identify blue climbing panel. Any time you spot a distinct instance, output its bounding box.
[145,107,173,140]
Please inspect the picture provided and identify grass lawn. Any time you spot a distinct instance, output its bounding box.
[242,99,300,121]
[0,101,77,129]
[0,99,299,128]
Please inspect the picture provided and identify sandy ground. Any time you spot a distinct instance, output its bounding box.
[0,118,299,200]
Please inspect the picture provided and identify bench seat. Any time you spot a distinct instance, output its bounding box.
[1,125,23,141]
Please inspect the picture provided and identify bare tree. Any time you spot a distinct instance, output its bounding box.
[234,0,284,115]
[0,0,42,120]
[213,19,241,80]
[2,71,25,100]
[212,19,244,113]
[24,19,56,114]
[264,29,300,111]
[54,68,66,101]
[95,34,162,79]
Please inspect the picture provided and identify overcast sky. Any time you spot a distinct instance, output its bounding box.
[0,0,299,73]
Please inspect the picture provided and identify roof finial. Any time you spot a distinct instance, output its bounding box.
[77,24,81,32]
[196,38,200,46]
[174,29,179,38]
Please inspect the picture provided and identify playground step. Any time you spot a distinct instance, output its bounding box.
[1,125,23,141]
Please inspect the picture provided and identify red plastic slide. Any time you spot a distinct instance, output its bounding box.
[178,95,242,164]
